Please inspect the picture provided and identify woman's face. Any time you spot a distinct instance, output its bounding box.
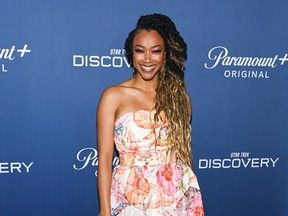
[132,30,165,81]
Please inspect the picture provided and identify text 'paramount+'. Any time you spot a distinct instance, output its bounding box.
[73,147,119,176]
[204,46,288,78]
[0,44,31,73]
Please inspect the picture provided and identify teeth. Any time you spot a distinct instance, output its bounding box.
[141,65,155,71]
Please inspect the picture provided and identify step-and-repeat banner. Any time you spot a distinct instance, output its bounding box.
[1,1,287,215]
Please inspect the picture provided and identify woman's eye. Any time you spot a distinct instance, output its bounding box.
[134,49,144,53]
[152,50,162,53]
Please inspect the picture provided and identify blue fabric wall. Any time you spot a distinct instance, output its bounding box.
[1,1,287,215]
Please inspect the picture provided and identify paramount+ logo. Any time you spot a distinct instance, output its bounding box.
[73,147,119,176]
[198,152,279,170]
[0,44,31,73]
[204,46,288,79]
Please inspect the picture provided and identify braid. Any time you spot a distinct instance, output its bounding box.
[154,65,192,167]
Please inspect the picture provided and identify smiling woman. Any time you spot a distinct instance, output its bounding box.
[97,13,204,216]
[132,30,165,81]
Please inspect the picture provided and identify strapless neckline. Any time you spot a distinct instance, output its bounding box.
[115,109,153,124]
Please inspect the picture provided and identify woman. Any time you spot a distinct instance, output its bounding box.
[97,13,204,216]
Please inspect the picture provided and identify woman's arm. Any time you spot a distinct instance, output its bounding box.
[97,87,119,216]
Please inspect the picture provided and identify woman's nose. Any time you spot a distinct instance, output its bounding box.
[143,52,151,62]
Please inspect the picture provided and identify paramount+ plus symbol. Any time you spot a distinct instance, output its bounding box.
[0,44,31,73]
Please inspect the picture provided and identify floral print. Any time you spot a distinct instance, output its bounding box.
[156,164,183,196]
[111,109,204,215]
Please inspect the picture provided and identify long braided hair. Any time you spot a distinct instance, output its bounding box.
[124,14,193,168]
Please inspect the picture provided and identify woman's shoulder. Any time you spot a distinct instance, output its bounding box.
[99,79,134,105]
[101,79,133,96]
[97,79,135,118]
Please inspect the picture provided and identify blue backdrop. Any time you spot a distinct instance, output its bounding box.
[1,1,287,215]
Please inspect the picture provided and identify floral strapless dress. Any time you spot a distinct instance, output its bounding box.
[111,109,204,216]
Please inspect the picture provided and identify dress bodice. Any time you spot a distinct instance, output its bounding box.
[114,109,170,167]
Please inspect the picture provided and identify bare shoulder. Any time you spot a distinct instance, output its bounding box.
[98,86,121,112]
[110,79,136,98]
[102,79,133,98]
[116,78,135,89]
[97,79,134,118]
[100,85,121,101]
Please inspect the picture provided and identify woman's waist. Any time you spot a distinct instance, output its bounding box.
[118,150,176,168]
